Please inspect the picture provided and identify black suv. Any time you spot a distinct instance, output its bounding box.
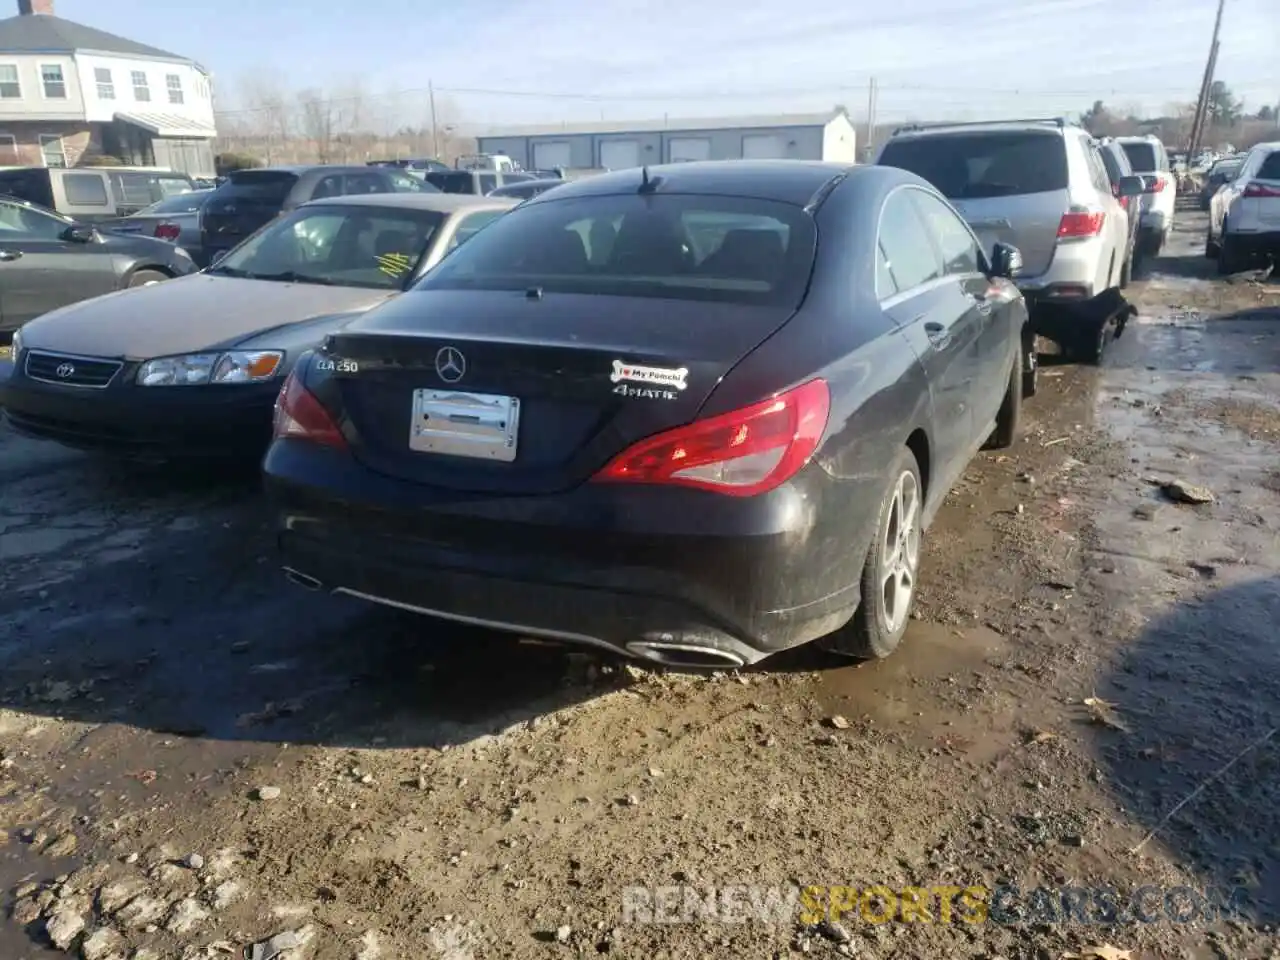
[199,165,437,262]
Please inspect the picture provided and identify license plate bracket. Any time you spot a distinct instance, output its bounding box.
[408,388,520,461]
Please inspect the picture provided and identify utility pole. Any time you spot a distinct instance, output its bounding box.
[428,81,440,159]
[1187,0,1226,157]
[864,77,877,161]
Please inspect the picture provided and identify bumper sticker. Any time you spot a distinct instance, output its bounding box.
[610,360,688,391]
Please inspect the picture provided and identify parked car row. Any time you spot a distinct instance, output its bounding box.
[873,117,1147,361]
[3,159,1037,668]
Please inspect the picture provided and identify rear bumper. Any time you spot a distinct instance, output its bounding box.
[0,357,278,459]
[1222,229,1280,259]
[264,440,875,665]
[1016,237,1109,303]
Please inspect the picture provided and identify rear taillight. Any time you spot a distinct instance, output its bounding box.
[154,222,181,241]
[1057,211,1106,240]
[1118,195,1130,210]
[593,379,830,497]
[272,370,346,449]
[1145,176,1166,194]
[1243,182,1280,199]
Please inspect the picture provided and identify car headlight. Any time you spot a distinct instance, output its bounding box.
[136,350,283,386]
[9,328,21,358]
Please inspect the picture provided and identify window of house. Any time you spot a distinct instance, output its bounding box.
[166,74,183,105]
[0,133,17,165]
[95,67,115,100]
[131,71,150,102]
[0,64,20,99]
[41,64,66,99]
[39,134,66,168]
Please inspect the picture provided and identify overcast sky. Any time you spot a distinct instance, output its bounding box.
[48,0,1279,130]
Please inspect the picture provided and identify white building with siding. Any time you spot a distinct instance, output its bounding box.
[0,0,216,175]
[477,110,858,171]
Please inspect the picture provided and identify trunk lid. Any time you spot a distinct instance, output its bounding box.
[200,171,299,252]
[318,289,796,495]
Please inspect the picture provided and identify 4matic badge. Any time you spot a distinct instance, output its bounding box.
[610,360,688,400]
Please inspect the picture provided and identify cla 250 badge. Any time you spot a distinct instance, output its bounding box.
[610,360,688,390]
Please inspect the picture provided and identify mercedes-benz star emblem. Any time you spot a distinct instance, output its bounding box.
[55,362,75,379]
[435,346,466,384]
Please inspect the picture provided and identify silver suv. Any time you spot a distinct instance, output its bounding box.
[876,118,1142,358]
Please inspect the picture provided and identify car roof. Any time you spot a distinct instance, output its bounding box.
[1114,135,1161,143]
[523,160,853,207]
[297,193,518,214]
[235,165,376,176]
[889,119,1076,139]
[493,178,564,190]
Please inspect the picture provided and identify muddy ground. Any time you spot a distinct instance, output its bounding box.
[1,209,1278,960]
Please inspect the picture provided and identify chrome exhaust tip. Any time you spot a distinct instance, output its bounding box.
[283,567,323,591]
[625,642,747,670]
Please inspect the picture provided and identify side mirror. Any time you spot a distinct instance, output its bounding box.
[62,223,97,244]
[990,242,1022,280]
[1117,175,1144,198]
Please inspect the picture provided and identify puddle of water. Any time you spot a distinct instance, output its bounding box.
[817,623,1012,760]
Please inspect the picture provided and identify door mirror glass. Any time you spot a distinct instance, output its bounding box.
[990,242,1022,279]
[61,223,97,243]
[1116,175,1144,198]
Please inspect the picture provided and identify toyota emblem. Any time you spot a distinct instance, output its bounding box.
[55,362,75,379]
[435,346,466,384]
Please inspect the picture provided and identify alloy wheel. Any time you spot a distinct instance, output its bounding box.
[879,470,921,633]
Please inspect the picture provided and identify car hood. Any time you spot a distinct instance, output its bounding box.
[19,274,397,360]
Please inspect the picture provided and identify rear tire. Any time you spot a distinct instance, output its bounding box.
[1071,316,1111,365]
[1217,232,1246,275]
[986,355,1023,450]
[819,447,923,661]
[128,269,170,288]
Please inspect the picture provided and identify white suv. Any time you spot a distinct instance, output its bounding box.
[1115,135,1176,257]
[1206,141,1280,274]
[876,118,1142,361]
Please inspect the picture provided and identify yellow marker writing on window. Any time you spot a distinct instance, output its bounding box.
[376,252,413,278]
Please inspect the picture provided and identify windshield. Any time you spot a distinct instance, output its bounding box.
[1120,142,1159,172]
[415,193,816,307]
[878,131,1068,199]
[138,191,210,216]
[209,204,445,289]
[425,172,476,194]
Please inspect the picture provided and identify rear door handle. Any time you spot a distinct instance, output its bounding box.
[0,249,21,262]
[924,322,952,349]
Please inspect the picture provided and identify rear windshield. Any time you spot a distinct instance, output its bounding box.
[1256,152,1280,181]
[878,132,1068,199]
[1120,142,1159,172]
[210,171,299,209]
[415,193,816,307]
[425,172,476,194]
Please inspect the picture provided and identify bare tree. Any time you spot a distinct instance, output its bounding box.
[236,68,294,163]
[297,88,334,163]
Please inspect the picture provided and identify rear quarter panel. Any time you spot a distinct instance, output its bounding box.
[701,172,937,597]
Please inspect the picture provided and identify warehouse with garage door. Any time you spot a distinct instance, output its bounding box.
[475,110,858,171]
